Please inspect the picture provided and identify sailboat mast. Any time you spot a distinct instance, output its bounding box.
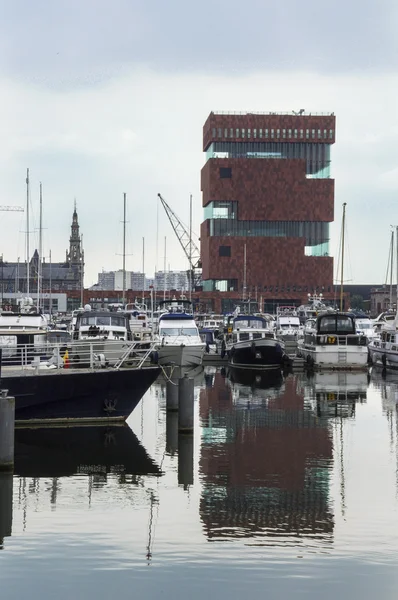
[37,182,42,311]
[142,237,145,305]
[396,226,398,311]
[49,249,52,317]
[243,242,247,302]
[340,203,347,311]
[163,236,167,301]
[390,228,395,310]
[122,193,126,306]
[189,194,192,303]
[80,234,84,308]
[26,168,30,296]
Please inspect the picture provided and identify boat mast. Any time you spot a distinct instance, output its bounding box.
[142,236,145,305]
[340,203,347,311]
[26,168,30,296]
[390,228,395,310]
[49,249,52,317]
[80,234,84,308]
[243,242,247,303]
[189,193,192,303]
[163,236,167,301]
[122,192,126,307]
[396,226,398,312]
[37,182,42,311]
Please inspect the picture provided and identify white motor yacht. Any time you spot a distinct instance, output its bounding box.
[156,300,205,367]
[297,312,368,370]
[0,298,48,359]
[368,314,398,369]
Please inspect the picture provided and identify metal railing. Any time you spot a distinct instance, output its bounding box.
[0,339,158,373]
[211,111,334,117]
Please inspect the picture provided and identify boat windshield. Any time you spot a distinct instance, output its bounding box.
[357,322,372,330]
[80,316,126,327]
[160,328,198,336]
[234,318,266,329]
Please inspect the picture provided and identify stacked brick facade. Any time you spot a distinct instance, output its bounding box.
[200,111,336,305]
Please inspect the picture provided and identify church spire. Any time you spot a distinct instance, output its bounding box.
[68,202,82,265]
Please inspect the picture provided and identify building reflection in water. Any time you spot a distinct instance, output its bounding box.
[199,368,368,544]
[373,368,398,492]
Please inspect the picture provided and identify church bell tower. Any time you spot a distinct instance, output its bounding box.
[67,201,82,265]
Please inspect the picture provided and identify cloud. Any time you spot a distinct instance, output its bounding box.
[0,1,397,285]
[0,0,397,91]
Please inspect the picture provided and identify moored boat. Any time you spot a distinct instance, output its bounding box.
[297,312,368,370]
[224,314,288,371]
[155,299,205,367]
[368,314,398,370]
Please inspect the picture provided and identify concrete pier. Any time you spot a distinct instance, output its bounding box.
[178,375,194,432]
[166,411,178,455]
[178,432,194,488]
[0,473,13,546]
[166,379,179,412]
[0,390,15,472]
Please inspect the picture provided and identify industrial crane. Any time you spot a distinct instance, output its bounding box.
[157,193,202,288]
[0,206,24,212]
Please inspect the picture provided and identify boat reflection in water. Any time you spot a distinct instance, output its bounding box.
[199,370,334,543]
[305,371,368,419]
[0,473,13,548]
[14,425,161,479]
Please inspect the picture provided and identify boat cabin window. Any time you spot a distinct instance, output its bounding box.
[253,332,262,339]
[80,315,126,327]
[239,332,250,341]
[160,327,198,336]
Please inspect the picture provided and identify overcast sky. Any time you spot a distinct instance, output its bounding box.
[0,0,397,285]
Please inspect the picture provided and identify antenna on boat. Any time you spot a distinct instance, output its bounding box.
[340,203,347,311]
[26,168,30,297]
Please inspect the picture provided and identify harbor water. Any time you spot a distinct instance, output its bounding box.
[1,366,398,599]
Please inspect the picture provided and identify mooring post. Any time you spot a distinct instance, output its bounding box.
[0,473,13,546]
[178,432,194,488]
[178,375,194,432]
[0,390,15,472]
[166,378,179,411]
[166,411,178,456]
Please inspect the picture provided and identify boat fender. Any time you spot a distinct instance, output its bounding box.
[205,342,210,353]
[221,340,226,359]
[251,341,256,356]
[150,351,159,364]
[382,353,387,367]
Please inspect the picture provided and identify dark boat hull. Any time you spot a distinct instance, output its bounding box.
[14,424,161,478]
[1,367,160,423]
[228,339,285,370]
[227,366,284,389]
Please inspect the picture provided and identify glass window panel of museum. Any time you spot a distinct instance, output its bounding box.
[206,141,331,178]
[208,218,329,254]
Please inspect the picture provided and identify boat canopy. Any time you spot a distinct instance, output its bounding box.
[316,313,356,335]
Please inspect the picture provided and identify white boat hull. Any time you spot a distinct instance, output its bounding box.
[368,344,398,369]
[297,341,368,370]
[157,343,205,367]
